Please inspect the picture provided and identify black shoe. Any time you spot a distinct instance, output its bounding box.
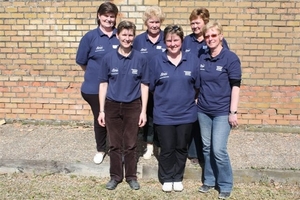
[106,179,119,190]
[199,185,214,193]
[127,180,140,190]
[219,192,231,199]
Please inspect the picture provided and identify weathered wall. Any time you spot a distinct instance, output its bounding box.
[0,0,299,125]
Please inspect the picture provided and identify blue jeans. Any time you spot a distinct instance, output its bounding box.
[198,112,233,193]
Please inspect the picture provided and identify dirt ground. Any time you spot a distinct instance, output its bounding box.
[1,122,300,199]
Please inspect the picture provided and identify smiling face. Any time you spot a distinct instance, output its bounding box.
[98,12,116,29]
[146,16,161,36]
[204,27,223,50]
[117,28,135,50]
[190,16,205,36]
[165,33,182,55]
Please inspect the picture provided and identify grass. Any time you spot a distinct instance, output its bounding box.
[0,173,299,200]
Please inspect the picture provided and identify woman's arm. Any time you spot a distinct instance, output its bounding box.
[98,82,108,127]
[229,86,240,127]
[139,83,149,127]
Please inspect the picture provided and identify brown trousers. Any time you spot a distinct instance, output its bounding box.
[105,99,141,182]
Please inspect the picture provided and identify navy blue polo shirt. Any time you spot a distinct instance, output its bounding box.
[150,51,200,125]
[197,48,242,117]
[133,30,166,62]
[182,33,229,58]
[100,48,149,103]
[76,27,119,94]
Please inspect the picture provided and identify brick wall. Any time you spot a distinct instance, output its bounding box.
[0,0,299,126]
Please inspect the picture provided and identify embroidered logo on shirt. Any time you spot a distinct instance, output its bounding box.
[216,66,223,71]
[95,46,104,52]
[112,45,118,49]
[111,68,118,75]
[185,49,191,52]
[162,48,166,52]
[131,69,138,75]
[159,72,169,79]
[156,46,162,49]
[140,48,148,53]
[184,71,192,76]
[200,64,205,71]
[203,45,208,49]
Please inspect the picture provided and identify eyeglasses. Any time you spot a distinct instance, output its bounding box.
[204,34,218,39]
[171,25,180,31]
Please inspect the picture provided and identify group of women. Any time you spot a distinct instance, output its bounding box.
[76,2,241,200]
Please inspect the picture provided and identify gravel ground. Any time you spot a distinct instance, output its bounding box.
[0,123,300,199]
[0,123,299,170]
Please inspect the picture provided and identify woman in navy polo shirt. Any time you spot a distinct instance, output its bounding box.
[133,6,166,160]
[98,21,149,190]
[150,25,200,192]
[197,21,241,199]
[76,2,119,165]
[183,8,229,57]
[183,8,230,165]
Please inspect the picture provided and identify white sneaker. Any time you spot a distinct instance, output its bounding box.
[173,182,183,192]
[93,152,104,164]
[143,144,153,160]
[162,182,173,192]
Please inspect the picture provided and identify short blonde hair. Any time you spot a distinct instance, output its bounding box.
[202,21,223,36]
[142,6,165,24]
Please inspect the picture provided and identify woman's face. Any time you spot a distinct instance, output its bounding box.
[117,28,135,50]
[190,16,205,36]
[165,33,182,55]
[98,12,116,28]
[146,16,161,36]
[204,27,223,49]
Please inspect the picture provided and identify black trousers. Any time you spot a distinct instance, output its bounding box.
[156,123,193,184]
[81,92,107,152]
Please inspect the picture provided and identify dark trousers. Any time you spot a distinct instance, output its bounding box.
[156,123,193,184]
[81,92,107,152]
[188,121,204,161]
[105,99,141,182]
[143,115,154,143]
[143,93,160,146]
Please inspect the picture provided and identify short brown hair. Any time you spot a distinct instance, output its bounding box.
[117,21,136,36]
[163,25,184,42]
[96,2,119,26]
[189,8,210,24]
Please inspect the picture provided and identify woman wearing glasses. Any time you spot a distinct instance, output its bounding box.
[183,8,229,166]
[149,25,200,192]
[197,21,241,199]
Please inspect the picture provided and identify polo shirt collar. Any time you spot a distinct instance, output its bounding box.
[145,30,164,44]
[191,33,204,44]
[97,26,117,37]
[116,46,134,59]
[162,50,187,64]
[204,47,226,61]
